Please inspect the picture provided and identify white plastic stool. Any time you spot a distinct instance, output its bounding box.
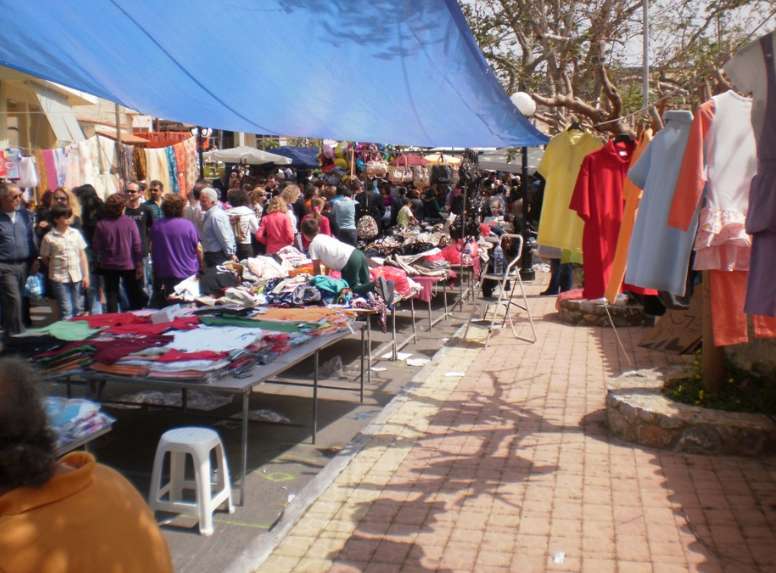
[149,427,234,536]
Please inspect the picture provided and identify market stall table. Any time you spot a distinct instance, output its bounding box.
[50,327,363,506]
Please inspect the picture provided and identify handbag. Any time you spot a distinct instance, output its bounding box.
[412,165,430,188]
[357,214,379,240]
[366,160,388,178]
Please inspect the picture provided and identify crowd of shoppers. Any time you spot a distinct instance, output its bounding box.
[0,166,520,337]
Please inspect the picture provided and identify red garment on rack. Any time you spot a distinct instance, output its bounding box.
[570,140,636,300]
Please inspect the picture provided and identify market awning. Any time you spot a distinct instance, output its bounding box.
[203,146,292,166]
[0,1,548,148]
[271,146,320,168]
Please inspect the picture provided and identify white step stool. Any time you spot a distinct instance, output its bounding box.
[149,427,234,536]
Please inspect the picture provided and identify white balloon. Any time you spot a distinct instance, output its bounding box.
[510,92,537,117]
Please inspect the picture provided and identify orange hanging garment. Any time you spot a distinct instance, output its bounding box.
[605,129,654,303]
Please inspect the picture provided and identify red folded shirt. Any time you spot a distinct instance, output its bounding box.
[104,316,199,336]
[74,312,149,328]
[154,350,228,362]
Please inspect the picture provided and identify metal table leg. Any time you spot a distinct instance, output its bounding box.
[427,295,433,331]
[391,304,398,360]
[359,323,365,403]
[410,296,417,343]
[312,350,319,444]
[240,391,249,506]
[443,281,449,320]
[366,315,372,382]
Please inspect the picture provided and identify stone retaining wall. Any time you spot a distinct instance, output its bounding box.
[606,368,776,456]
[559,298,655,327]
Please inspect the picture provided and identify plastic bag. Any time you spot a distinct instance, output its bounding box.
[24,272,45,300]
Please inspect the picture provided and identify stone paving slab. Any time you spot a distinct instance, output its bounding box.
[253,289,776,573]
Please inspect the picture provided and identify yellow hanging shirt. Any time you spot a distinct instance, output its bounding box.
[537,130,604,254]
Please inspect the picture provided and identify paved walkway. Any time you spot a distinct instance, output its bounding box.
[255,292,776,573]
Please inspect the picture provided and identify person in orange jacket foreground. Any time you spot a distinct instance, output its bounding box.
[0,357,173,573]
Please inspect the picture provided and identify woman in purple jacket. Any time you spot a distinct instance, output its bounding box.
[150,193,202,307]
[92,193,145,312]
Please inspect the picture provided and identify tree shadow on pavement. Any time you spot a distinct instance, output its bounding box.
[323,368,563,571]
[586,326,776,572]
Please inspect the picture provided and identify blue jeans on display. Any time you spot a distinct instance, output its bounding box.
[51,281,84,319]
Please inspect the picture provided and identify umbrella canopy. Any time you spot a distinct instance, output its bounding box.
[271,146,320,168]
[390,153,427,167]
[423,153,463,166]
[203,146,292,165]
[477,148,544,174]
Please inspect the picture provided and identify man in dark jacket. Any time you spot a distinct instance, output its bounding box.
[0,183,37,338]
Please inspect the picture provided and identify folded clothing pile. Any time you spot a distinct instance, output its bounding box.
[44,397,114,449]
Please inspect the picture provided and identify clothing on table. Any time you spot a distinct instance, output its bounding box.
[537,129,604,253]
[150,217,200,280]
[167,325,266,352]
[27,319,100,341]
[604,129,653,303]
[0,452,174,573]
[308,233,355,270]
[725,32,776,316]
[201,205,236,261]
[92,215,142,270]
[255,211,294,254]
[669,91,756,272]
[625,111,698,296]
[40,226,87,283]
[125,204,155,255]
[569,139,636,300]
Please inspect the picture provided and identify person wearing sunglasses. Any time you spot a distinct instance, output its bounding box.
[0,183,37,339]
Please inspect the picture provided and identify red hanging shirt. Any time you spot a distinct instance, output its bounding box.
[570,139,636,300]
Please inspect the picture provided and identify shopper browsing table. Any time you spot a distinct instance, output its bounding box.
[199,187,236,267]
[151,194,202,307]
[0,358,173,573]
[301,218,393,302]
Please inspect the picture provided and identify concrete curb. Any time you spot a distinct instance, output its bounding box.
[224,324,475,573]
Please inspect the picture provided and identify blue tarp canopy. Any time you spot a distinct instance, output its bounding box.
[271,146,321,168]
[0,1,548,148]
